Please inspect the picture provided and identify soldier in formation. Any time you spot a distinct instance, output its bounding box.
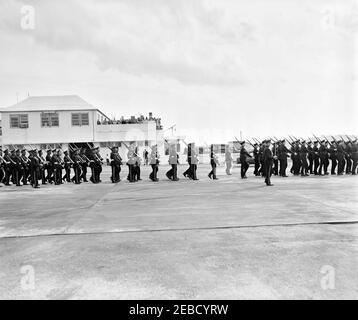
[208,145,219,180]
[166,142,179,181]
[1,137,357,188]
[149,145,160,182]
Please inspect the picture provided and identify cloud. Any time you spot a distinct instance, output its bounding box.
[0,0,255,85]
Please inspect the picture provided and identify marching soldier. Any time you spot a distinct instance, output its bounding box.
[45,149,53,183]
[110,146,122,183]
[2,149,14,185]
[258,141,265,176]
[313,141,320,175]
[51,149,63,185]
[89,147,103,184]
[71,148,83,184]
[318,140,329,175]
[345,140,352,174]
[329,141,338,175]
[13,149,22,186]
[307,141,314,174]
[62,150,73,182]
[263,140,274,186]
[38,150,48,185]
[253,143,260,176]
[30,149,40,188]
[166,142,179,181]
[133,153,142,181]
[183,143,193,179]
[225,145,233,175]
[336,140,346,175]
[277,139,289,177]
[299,140,309,176]
[291,141,301,175]
[80,148,89,182]
[208,145,219,180]
[239,141,251,179]
[126,144,137,183]
[351,139,358,175]
[272,142,279,176]
[0,148,7,185]
[20,149,30,185]
[190,143,199,180]
[149,145,160,182]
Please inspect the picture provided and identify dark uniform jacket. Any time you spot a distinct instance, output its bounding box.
[240,147,251,162]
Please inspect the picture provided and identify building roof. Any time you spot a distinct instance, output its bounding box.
[0,95,99,113]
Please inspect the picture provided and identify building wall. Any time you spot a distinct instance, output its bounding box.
[1,110,167,160]
[1,110,96,145]
[94,122,157,143]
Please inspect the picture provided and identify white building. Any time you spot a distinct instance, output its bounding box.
[0,95,164,161]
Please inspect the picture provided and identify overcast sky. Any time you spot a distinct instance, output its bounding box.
[0,0,357,143]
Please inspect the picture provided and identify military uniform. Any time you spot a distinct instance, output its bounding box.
[89,147,102,183]
[272,142,279,176]
[225,146,233,175]
[71,149,83,184]
[126,145,137,182]
[183,143,193,179]
[351,139,358,175]
[12,150,22,186]
[253,144,260,176]
[30,150,40,188]
[258,143,265,176]
[166,143,179,181]
[328,142,337,175]
[292,142,301,175]
[0,149,7,184]
[299,141,309,176]
[20,150,30,185]
[239,142,251,179]
[336,141,346,175]
[38,150,47,184]
[208,147,219,180]
[312,142,320,175]
[62,151,72,182]
[133,155,142,181]
[190,143,199,180]
[45,150,53,183]
[277,140,289,177]
[318,141,329,175]
[307,142,314,174]
[80,149,88,182]
[110,147,122,183]
[52,151,63,185]
[263,140,274,186]
[149,146,160,182]
[345,142,352,174]
[2,150,14,185]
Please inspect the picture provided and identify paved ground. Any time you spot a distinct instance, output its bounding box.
[0,164,357,299]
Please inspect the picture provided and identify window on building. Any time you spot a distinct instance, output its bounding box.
[41,113,59,127]
[10,114,28,128]
[72,113,89,126]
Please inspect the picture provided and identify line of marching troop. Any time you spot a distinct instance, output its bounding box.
[0,137,357,189]
[247,137,358,179]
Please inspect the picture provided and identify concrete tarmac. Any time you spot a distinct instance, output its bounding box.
[0,164,357,299]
